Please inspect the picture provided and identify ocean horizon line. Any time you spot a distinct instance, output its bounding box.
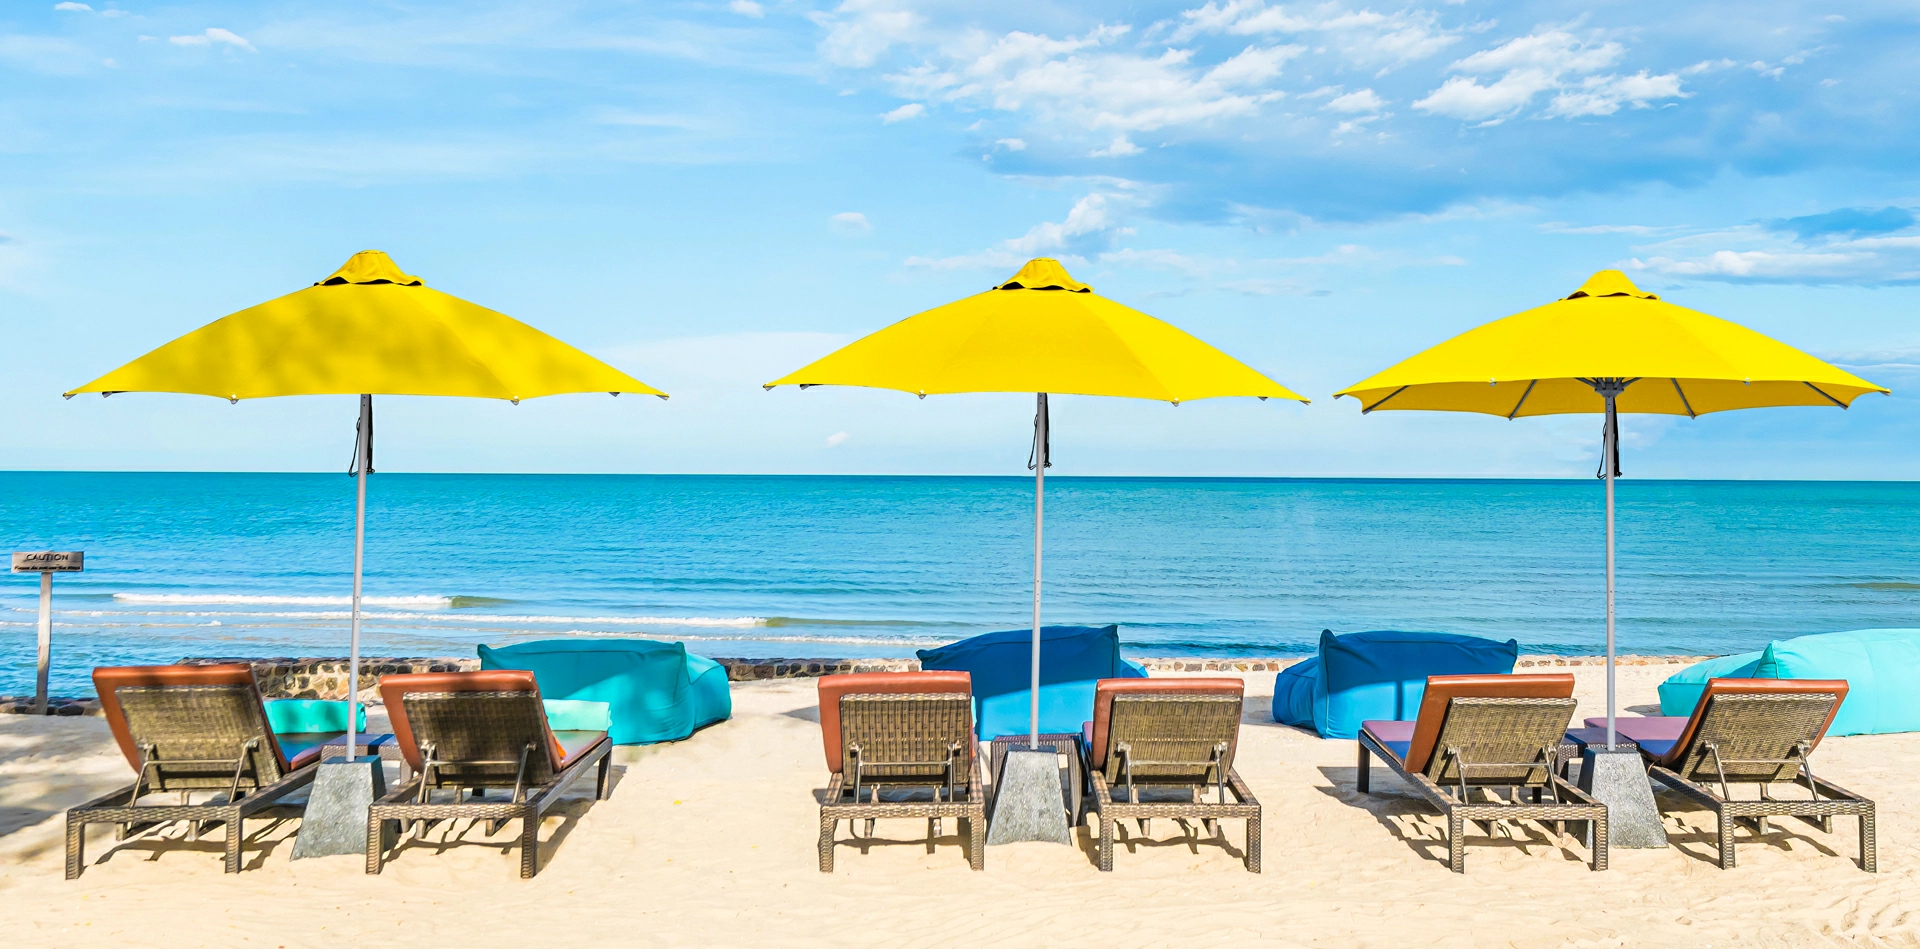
[4,470,1920,485]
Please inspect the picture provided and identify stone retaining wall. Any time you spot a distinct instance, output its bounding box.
[0,652,1716,713]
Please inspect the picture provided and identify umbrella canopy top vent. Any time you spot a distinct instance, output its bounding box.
[764,257,1306,405]
[65,251,664,403]
[1334,270,1887,418]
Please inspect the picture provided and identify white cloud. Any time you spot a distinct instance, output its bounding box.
[1627,226,1920,285]
[53,2,92,11]
[994,137,1026,150]
[728,0,764,18]
[1324,88,1385,113]
[169,28,257,52]
[1415,30,1682,122]
[1090,135,1142,157]
[812,0,922,68]
[905,191,1137,270]
[882,28,1288,133]
[880,102,923,122]
[826,431,851,448]
[829,211,871,234]
[1165,2,1459,69]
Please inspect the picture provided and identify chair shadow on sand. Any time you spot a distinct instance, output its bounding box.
[377,762,629,875]
[1315,765,1594,870]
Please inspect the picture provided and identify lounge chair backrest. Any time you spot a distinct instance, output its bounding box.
[817,671,971,773]
[94,664,292,790]
[382,671,564,786]
[837,693,974,783]
[1403,674,1576,775]
[1088,678,1244,782]
[1657,678,1849,781]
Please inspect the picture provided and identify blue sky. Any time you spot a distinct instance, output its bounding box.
[2,0,1917,477]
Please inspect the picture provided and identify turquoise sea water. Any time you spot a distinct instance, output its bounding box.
[3,472,1919,696]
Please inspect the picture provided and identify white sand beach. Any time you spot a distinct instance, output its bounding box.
[1,665,1909,948]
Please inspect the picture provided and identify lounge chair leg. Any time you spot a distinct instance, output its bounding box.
[366,813,386,875]
[1245,809,1261,873]
[597,753,612,800]
[1716,807,1736,870]
[967,816,985,871]
[818,813,835,873]
[1447,811,1466,873]
[224,813,243,873]
[864,818,875,837]
[1356,741,1371,794]
[65,812,85,880]
[519,815,540,879]
[1098,813,1114,872]
[1590,808,1608,871]
[1860,807,1877,872]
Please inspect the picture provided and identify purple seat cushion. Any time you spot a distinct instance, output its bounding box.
[1361,719,1416,763]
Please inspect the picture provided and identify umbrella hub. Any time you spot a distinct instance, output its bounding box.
[995,258,1092,293]
[1565,270,1656,301]
[318,250,424,287]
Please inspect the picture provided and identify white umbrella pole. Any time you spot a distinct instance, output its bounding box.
[1030,393,1048,751]
[1603,390,1618,750]
[347,394,371,759]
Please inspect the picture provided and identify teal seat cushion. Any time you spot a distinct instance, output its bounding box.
[1274,630,1519,739]
[479,639,732,745]
[1658,629,1920,736]
[1657,651,1763,716]
[264,698,366,734]
[543,699,613,732]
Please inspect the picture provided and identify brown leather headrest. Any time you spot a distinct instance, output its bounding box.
[93,664,279,773]
[1654,677,1850,768]
[380,670,558,771]
[1087,677,1243,769]
[817,671,971,772]
[1405,674,1575,772]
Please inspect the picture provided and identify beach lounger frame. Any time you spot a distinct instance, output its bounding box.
[367,671,612,879]
[1356,675,1608,873]
[1081,679,1261,873]
[816,672,986,872]
[67,664,338,878]
[1630,679,1875,871]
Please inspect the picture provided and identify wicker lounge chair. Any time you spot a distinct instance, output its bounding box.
[368,670,612,879]
[66,664,340,878]
[1356,674,1607,873]
[1080,678,1260,872]
[1587,677,1875,871]
[816,671,985,872]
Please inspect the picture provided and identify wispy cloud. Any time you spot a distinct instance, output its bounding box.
[905,191,1139,270]
[1628,213,1920,285]
[1413,31,1684,123]
[169,28,256,52]
[879,102,923,122]
[829,211,871,234]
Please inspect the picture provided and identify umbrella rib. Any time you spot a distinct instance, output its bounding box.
[1361,385,1408,414]
[1671,378,1697,418]
[1804,382,1847,408]
[1506,379,1537,420]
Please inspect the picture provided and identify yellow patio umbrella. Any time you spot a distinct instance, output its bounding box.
[1336,269,1887,746]
[67,250,665,753]
[767,258,1306,747]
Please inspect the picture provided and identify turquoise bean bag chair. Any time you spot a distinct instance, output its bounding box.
[917,625,1147,740]
[1274,629,1520,739]
[478,639,731,745]
[1659,629,1920,736]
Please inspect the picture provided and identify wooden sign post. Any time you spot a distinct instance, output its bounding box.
[12,551,83,715]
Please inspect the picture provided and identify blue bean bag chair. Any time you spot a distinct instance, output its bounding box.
[1659,629,1920,736]
[917,624,1147,740]
[1273,629,1520,739]
[478,639,731,745]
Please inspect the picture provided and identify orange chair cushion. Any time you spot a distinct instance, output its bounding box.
[816,671,972,772]
[1399,674,1575,773]
[1084,677,1244,770]
[92,664,292,774]
[380,670,566,772]
[1651,677,1849,770]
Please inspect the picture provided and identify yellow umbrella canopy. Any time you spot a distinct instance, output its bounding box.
[1335,269,1886,752]
[1335,270,1884,417]
[766,258,1305,403]
[66,250,664,759]
[768,258,1302,750]
[68,250,663,402]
